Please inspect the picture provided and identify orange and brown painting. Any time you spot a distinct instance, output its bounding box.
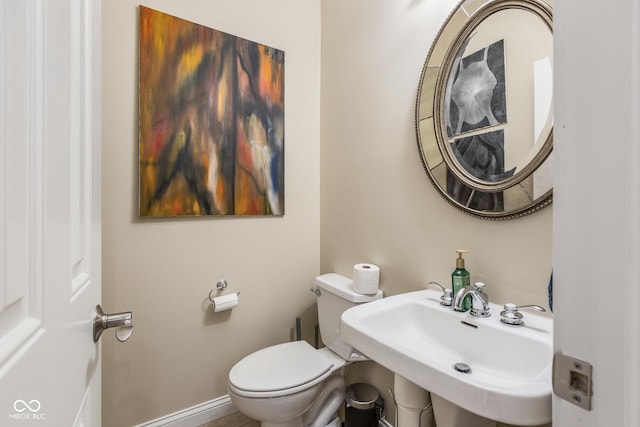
[139,7,284,216]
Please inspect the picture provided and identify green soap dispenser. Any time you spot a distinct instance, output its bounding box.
[452,249,471,311]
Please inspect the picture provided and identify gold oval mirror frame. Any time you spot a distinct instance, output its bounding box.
[416,0,553,220]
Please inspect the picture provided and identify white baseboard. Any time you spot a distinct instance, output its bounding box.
[135,395,238,427]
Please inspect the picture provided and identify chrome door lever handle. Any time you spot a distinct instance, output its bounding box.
[93,305,134,342]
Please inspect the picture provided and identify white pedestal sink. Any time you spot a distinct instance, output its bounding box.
[340,289,552,426]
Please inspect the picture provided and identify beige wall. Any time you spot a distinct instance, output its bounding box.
[321,0,551,303]
[321,0,552,424]
[102,1,320,425]
[103,0,552,425]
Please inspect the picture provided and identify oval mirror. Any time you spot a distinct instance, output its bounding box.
[416,0,553,219]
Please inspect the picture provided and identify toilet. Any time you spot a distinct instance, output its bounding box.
[228,273,383,427]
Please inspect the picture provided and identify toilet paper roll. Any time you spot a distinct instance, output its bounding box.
[212,293,239,312]
[353,263,380,295]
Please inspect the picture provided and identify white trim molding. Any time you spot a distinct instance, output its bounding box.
[135,395,237,427]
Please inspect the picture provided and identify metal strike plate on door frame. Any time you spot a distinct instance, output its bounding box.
[552,352,593,410]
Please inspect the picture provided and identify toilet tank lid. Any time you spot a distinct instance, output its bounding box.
[315,273,383,303]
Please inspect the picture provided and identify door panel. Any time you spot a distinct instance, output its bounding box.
[553,0,640,425]
[0,0,101,425]
[0,0,45,375]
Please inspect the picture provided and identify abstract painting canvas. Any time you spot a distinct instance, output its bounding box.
[139,7,284,216]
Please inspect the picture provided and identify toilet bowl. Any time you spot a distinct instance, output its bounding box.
[229,342,347,427]
[228,273,382,427]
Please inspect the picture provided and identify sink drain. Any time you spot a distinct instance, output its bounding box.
[453,362,471,373]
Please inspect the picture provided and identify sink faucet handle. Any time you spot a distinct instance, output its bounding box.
[426,281,453,306]
[500,303,546,327]
[515,304,546,312]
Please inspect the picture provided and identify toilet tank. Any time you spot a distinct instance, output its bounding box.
[314,273,383,360]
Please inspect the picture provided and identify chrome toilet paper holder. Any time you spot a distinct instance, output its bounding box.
[208,279,240,304]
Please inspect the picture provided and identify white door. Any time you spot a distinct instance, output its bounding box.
[0,0,103,425]
[554,0,640,426]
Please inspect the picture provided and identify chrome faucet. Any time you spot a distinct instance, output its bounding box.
[452,282,491,317]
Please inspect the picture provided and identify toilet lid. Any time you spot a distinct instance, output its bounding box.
[229,341,333,393]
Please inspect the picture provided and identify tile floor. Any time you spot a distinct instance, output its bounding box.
[198,411,260,427]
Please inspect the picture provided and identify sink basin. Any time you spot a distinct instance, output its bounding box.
[340,289,552,426]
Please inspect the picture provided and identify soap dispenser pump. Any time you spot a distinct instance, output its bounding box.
[452,249,471,311]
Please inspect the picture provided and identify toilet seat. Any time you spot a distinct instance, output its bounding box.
[229,341,335,398]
